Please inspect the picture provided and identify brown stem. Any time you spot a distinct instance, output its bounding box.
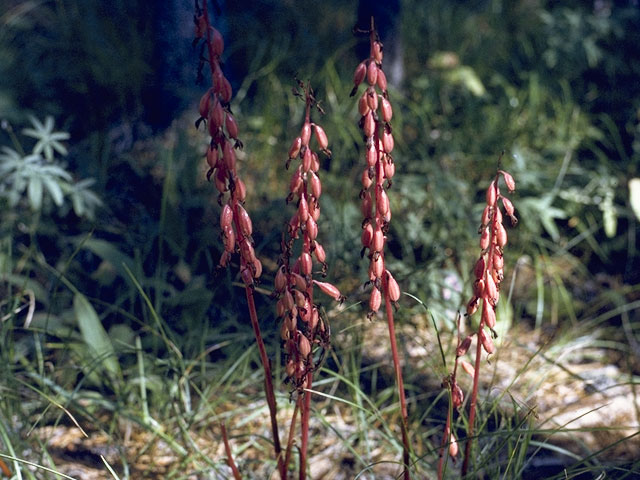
[298,373,312,480]
[384,292,411,480]
[245,286,286,479]
[299,232,315,480]
[461,331,483,476]
[221,423,242,480]
[284,401,300,477]
[437,408,452,480]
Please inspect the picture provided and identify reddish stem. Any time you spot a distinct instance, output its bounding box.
[461,176,500,476]
[221,423,242,480]
[384,290,411,480]
[245,286,286,479]
[284,401,300,476]
[298,89,315,480]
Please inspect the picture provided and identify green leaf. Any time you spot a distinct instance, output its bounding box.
[629,178,640,222]
[27,176,43,210]
[41,174,65,206]
[73,293,121,381]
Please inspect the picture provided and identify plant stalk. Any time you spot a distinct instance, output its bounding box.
[384,292,411,480]
[245,286,286,479]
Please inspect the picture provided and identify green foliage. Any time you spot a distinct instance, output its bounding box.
[1,0,640,478]
[0,116,101,218]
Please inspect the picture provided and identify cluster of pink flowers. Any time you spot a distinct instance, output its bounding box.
[194,7,260,287]
[274,84,343,390]
[463,170,517,356]
[352,30,401,318]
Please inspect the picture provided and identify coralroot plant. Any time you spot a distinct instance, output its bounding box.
[438,168,517,478]
[193,2,285,477]
[351,19,411,479]
[274,81,343,480]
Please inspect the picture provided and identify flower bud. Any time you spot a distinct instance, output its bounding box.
[366,143,377,167]
[220,76,233,104]
[310,306,319,330]
[382,127,394,153]
[290,167,303,195]
[223,225,235,252]
[233,178,246,202]
[481,206,491,226]
[493,253,504,270]
[460,359,475,377]
[384,158,395,180]
[302,147,312,172]
[452,382,464,408]
[358,93,370,116]
[474,256,486,280]
[446,433,458,459]
[502,171,516,192]
[381,97,393,122]
[367,88,379,111]
[361,191,373,219]
[310,151,320,172]
[211,27,224,56]
[239,238,255,264]
[289,136,302,159]
[300,122,312,146]
[306,216,318,240]
[363,111,375,138]
[376,69,387,92]
[210,98,224,131]
[372,41,383,63]
[361,222,374,249]
[485,272,497,303]
[275,266,287,292]
[466,296,480,316]
[372,225,384,252]
[482,298,496,328]
[386,270,401,302]
[222,139,236,171]
[353,61,367,88]
[479,328,495,354]
[369,287,381,312]
[206,146,219,168]
[252,258,262,278]
[313,124,329,150]
[361,168,373,190]
[298,333,311,357]
[300,252,313,275]
[283,290,294,311]
[313,241,326,263]
[310,171,322,199]
[371,253,384,279]
[314,280,343,301]
[376,185,390,217]
[480,226,490,250]
[496,222,508,248]
[199,89,212,118]
[220,204,233,230]
[225,113,238,139]
[457,335,473,356]
[237,204,252,237]
[298,195,309,223]
[294,289,306,308]
[367,61,378,86]
[486,180,498,206]
[214,167,227,193]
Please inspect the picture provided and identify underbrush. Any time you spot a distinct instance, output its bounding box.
[1,1,640,479]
